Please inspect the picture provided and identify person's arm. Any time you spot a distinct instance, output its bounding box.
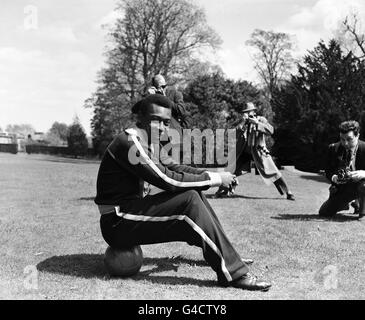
[256,116,274,135]
[109,131,223,193]
[348,142,365,181]
[146,86,157,95]
[167,90,188,127]
[325,144,338,183]
[158,145,208,175]
[171,90,186,118]
[232,117,248,130]
[348,170,365,181]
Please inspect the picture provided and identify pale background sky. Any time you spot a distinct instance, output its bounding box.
[0,0,364,136]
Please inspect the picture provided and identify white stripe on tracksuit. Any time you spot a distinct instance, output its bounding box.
[126,129,221,188]
[114,206,232,282]
[122,129,231,281]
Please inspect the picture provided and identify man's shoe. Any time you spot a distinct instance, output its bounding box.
[215,187,229,198]
[215,192,228,198]
[241,258,254,265]
[230,273,271,291]
[287,193,295,201]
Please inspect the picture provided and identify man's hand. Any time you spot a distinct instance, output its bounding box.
[147,86,165,96]
[219,172,237,188]
[332,173,350,184]
[155,87,166,96]
[147,86,157,95]
[348,170,365,182]
[331,174,340,184]
[247,116,259,125]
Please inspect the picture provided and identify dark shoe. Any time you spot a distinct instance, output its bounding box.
[230,273,271,291]
[241,258,254,265]
[286,193,295,201]
[215,187,229,198]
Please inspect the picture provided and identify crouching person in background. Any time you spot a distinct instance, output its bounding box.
[319,120,365,221]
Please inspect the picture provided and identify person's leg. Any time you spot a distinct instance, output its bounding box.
[100,190,249,283]
[250,148,295,199]
[273,177,295,200]
[199,192,254,264]
[215,149,251,198]
[273,178,285,195]
[319,184,357,217]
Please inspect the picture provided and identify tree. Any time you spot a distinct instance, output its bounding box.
[336,13,365,60]
[67,119,89,158]
[272,39,365,171]
[183,73,260,166]
[110,0,221,95]
[245,29,296,100]
[45,122,68,146]
[184,72,260,130]
[49,122,68,141]
[5,124,35,137]
[86,0,221,156]
[85,67,134,156]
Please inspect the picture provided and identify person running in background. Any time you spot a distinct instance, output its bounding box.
[215,102,295,200]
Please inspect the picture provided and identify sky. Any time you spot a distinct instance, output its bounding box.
[0,0,364,136]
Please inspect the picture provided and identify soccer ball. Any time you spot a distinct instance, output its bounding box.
[104,245,143,277]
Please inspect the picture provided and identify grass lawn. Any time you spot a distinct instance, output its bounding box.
[0,152,364,300]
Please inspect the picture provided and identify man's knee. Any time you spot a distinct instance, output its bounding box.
[183,189,203,204]
[181,190,209,217]
[318,200,337,217]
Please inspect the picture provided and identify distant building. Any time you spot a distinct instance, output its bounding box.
[0,132,28,152]
[32,132,46,143]
[0,132,20,153]
[0,132,15,144]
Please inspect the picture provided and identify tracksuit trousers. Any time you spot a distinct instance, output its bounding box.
[99,190,249,283]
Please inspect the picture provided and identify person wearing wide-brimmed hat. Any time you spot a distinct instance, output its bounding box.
[215,102,295,200]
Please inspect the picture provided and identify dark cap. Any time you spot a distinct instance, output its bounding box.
[132,94,173,114]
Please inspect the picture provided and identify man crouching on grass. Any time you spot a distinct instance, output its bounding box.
[319,120,365,220]
[94,94,271,291]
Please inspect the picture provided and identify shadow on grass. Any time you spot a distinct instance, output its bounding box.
[36,254,215,287]
[39,157,100,165]
[271,213,359,222]
[299,174,329,184]
[78,197,95,201]
[205,194,283,200]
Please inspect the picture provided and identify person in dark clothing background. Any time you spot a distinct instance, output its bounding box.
[319,120,365,220]
[147,74,188,131]
[215,102,295,200]
[146,74,188,163]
